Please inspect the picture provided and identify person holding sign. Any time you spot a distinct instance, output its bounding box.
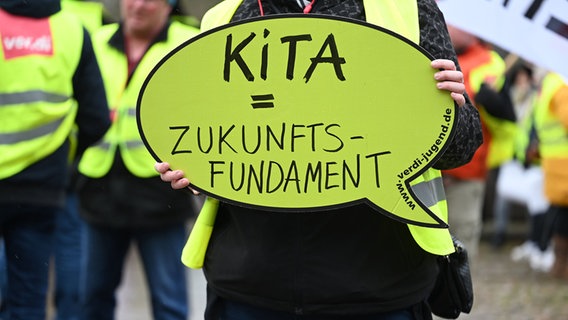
[75,0,199,319]
[52,2,109,319]
[155,0,482,319]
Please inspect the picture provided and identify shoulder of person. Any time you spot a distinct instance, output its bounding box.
[92,23,119,42]
[552,81,568,113]
[200,0,243,31]
[170,19,200,38]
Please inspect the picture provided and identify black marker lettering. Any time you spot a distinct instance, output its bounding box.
[247,161,264,194]
[170,126,192,154]
[230,162,245,191]
[197,126,213,153]
[366,151,391,188]
[210,161,224,187]
[304,34,346,83]
[323,123,344,152]
[242,125,261,154]
[342,154,360,189]
[283,160,301,193]
[266,123,286,151]
[224,32,256,82]
[218,125,237,154]
[304,161,322,193]
[266,161,284,193]
[261,29,270,80]
[306,123,324,152]
[325,161,339,190]
[290,124,306,152]
[281,34,312,80]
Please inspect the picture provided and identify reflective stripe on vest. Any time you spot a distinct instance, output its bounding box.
[0,91,69,105]
[199,0,454,255]
[535,73,568,157]
[78,21,199,178]
[411,176,445,208]
[0,117,66,145]
[0,10,82,179]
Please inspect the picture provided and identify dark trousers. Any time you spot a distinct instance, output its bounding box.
[205,287,432,320]
[0,203,57,320]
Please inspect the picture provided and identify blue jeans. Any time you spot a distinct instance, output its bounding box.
[54,192,85,320]
[0,240,7,316]
[0,203,57,320]
[80,223,189,320]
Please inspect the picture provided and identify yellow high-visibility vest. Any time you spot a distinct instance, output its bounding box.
[78,21,199,178]
[534,73,568,158]
[61,0,104,34]
[472,51,516,169]
[0,9,82,179]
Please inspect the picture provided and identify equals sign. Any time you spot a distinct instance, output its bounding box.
[251,94,275,109]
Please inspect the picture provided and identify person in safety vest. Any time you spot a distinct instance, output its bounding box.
[75,0,199,319]
[441,25,511,257]
[0,0,111,318]
[481,61,535,249]
[501,63,555,272]
[532,72,568,279]
[157,0,482,319]
[48,1,109,319]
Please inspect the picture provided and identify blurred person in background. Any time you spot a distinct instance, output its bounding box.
[75,0,199,318]
[0,0,111,318]
[52,1,108,319]
[442,25,510,258]
[532,72,568,279]
[490,61,538,248]
[488,62,555,272]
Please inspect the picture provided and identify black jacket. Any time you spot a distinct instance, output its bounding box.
[203,0,483,316]
[77,22,196,229]
[0,0,111,208]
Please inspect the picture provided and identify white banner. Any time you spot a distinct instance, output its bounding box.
[437,0,568,80]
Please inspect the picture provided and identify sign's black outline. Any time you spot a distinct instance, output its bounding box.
[136,14,457,228]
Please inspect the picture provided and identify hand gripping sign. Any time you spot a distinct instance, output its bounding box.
[137,15,456,229]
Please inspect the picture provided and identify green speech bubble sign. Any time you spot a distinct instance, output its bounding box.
[137,15,456,228]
